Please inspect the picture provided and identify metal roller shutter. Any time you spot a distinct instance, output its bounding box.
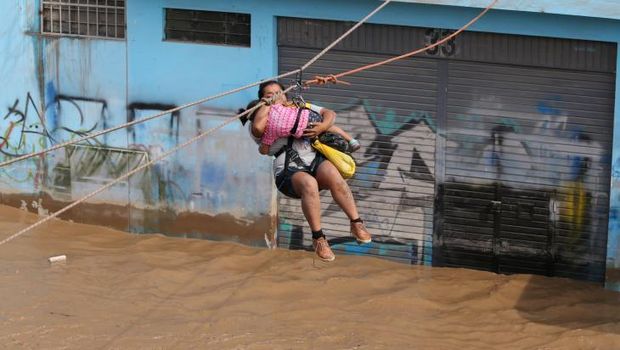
[277,21,438,264]
[439,61,615,282]
[276,17,616,281]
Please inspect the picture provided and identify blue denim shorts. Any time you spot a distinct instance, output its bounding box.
[275,153,326,198]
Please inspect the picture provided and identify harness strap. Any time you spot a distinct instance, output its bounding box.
[280,106,306,170]
[290,105,304,136]
[274,146,285,159]
[273,106,304,159]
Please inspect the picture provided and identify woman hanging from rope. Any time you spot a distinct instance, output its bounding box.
[240,80,372,262]
[242,84,360,155]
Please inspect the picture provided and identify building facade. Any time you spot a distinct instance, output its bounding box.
[1,0,619,289]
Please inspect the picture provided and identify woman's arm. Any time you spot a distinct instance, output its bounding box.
[320,107,336,129]
[303,106,336,138]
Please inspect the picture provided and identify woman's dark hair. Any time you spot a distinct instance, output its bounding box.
[238,99,261,126]
[258,80,285,99]
[239,81,285,126]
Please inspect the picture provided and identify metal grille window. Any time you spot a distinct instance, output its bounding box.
[164,8,251,47]
[41,0,126,39]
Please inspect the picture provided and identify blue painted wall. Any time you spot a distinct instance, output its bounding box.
[1,0,619,285]
[0,0,43,193]
[126,0,277,227]
[0,0,277,244]
[608,54,620,290]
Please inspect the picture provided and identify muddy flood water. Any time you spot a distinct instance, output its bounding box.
[1,204,619,349]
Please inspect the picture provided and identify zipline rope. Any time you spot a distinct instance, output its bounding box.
[0,72,297,168]
[305,0,498,86]
[0,87,293,247]
[0,0,393,169]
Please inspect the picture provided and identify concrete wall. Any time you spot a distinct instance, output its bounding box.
[125,0,277,241]
[0,0,276,245]
[0,0,42,193]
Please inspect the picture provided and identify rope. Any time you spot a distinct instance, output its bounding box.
[0,72,298,169]
[0,1,391,170]
[0,1,393,246]
[305,0,498,86]
[0,87,295,247]
[313,74,350,86]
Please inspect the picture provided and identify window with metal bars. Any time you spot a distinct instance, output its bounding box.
[164,8,251,47]
[41,0,126,39]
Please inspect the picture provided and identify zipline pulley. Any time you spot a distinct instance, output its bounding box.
[292,69,306,108]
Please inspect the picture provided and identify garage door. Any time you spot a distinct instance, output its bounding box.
[277,17,616,281]
[441,61,615,282]
[277,18,439,263]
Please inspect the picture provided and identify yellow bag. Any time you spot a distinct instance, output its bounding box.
[312,139,356,179]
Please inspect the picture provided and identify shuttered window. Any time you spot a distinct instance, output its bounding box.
[41,0,126,39]
[164,9,251,47]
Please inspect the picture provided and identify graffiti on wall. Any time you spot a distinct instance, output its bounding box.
[449,103,608,239]
[0,92,270,211]
[1,92,110,155]
[1,91,112,189]
[278,97,610,270]
[279,99,438,264]
[0,92,47,187]
[126,102,186,208]
[1,88,275,242]
[1,92,49,158]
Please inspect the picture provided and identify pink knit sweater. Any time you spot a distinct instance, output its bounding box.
[261,104,310,146]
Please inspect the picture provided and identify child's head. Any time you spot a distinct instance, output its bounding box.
[258,80,287,104]
[238,99,261,126]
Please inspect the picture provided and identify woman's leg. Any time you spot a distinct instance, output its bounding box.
[315,160,359,219]
[290,171,322,231]
[315,160,372,243]
[290,170,335,261]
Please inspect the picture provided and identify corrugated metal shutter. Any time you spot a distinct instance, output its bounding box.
[439,61,615,282]
[277,17,616,281]
[277,18,616,73]
[277,21,438,264]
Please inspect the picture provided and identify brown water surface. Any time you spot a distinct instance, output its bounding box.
[1,205,619,349]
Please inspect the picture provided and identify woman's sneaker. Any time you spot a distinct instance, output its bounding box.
[350,218,372,244]
[312,236,335,262]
